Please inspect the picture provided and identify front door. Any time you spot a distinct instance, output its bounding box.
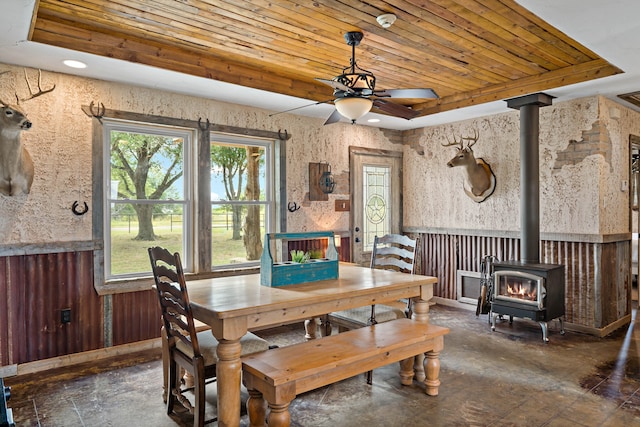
[350,147,403,265]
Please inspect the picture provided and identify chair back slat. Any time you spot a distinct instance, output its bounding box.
[370,234,418,274]
[373,255,414,272]
[148,246,202,358]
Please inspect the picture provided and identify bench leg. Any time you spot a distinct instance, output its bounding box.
[423,350,441,396]
[267,402,291,427]
[319,315,332,337]
[246,388,267,427]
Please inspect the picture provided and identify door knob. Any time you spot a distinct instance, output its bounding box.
[355,237,361,243]
[355,227,360,232]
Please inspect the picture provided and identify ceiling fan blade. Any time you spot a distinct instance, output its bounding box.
[374,88,438,99]
[372,99,420,120]
[315,78,355,94]
[269,98,334,117]
[323,108,342,125]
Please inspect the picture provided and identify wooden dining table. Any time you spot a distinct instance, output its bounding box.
[187,263,437,427]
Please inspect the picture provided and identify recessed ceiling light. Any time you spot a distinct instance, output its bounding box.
[367,118,380,123]
[63,59,87,69]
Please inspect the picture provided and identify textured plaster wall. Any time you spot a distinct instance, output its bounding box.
[0,64,396,244]
[283,121,399,233]
[598,96,640,234]
[404,96,639,236]
[1,63,638,246]
[0,67,94,243]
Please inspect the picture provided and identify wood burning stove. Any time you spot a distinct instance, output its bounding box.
[490,261,565,342]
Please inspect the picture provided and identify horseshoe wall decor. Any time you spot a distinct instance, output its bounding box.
[198,118,210,131]
[72,201,89,216]
[287,202,300,212]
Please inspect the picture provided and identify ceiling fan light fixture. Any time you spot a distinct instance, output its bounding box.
[335,72,376,95]
[334,96,373,123]
[376,13,397,28]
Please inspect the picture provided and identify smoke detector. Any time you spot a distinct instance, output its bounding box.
[376,13,397,28]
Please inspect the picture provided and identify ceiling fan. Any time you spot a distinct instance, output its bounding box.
[316,31,439,124]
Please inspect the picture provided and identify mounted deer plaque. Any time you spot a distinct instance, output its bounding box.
[442,129,496,203]
[0,69,55,196]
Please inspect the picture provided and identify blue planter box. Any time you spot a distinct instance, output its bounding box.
[260,232,339,287]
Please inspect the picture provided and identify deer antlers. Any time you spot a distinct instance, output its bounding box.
[441,129,479,149]
[19,69,56,102]
[0,69,56,105]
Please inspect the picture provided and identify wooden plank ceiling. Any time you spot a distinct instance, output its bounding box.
[29,0,623,119]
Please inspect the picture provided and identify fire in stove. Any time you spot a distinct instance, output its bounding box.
[494,270,545,309]
[506,282,537,301]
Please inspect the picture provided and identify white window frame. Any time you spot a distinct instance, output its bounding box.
[210,132,275,269]
[103,119,196,279]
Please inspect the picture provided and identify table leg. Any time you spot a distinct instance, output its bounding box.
[413,354,426,382]
[410,297,429,380]
[399,358,414,385]
[216,338,242,427]
[412,297,430,323]
[304,318,319,340]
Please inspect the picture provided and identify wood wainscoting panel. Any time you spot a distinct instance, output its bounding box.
[415,232,632,331]
[541,239,631,328]
[111,289,162,346]
[542,240,595,326]
[457,235,520,272]
[0,257,10,366]
[0,250,103,365]
[420,233,457,300]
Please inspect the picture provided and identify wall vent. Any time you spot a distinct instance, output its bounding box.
[456,270,481,305]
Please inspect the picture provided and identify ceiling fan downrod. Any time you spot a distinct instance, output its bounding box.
[336,31,375,95]
[344,31,363,73]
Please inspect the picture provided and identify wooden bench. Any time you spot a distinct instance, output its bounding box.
[242,318,449,427]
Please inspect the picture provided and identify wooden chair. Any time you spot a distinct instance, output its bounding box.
[148,246,270,427]
[324,234,418,384]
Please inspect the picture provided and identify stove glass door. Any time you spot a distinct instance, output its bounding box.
[494,270,545,309]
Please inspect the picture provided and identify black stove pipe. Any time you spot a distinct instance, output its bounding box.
[507,93,554,264]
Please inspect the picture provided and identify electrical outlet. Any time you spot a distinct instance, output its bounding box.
[61,308,71,324]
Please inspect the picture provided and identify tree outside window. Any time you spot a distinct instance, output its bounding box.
[105,124,191,278]
[101,119,277,280]
[211,137,270,267]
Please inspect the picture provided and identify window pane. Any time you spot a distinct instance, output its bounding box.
[106,124,189,279]
[363,165,390,252]
[110,131,184,200]
[212,204,266,266]
[110,202,185,275]
[211,144,266,202]
[210,137,271,268]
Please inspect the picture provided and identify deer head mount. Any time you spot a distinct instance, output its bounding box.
[0,69,55,196]
[442,129,496,203]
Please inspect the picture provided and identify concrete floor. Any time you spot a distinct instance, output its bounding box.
[4,302,639,427]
